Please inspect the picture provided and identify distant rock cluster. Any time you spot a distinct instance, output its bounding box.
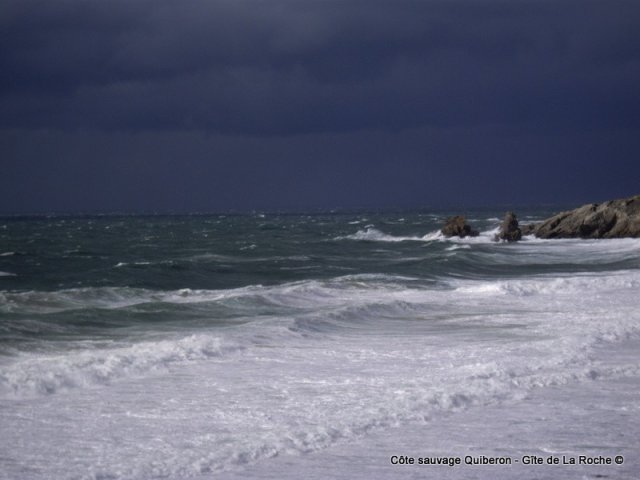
[528,195,640,239]
[441,194,640,241]
[495,211,522,242]
[441,215,479,238]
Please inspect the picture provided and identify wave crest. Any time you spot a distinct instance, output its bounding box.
[0,334,239,397]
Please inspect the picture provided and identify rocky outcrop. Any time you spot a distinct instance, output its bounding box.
[494,211,522,242]
[441,215,479,238]
[520,223,537,237]
[531,195,640,239]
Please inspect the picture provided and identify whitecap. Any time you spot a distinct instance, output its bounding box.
[114,261,153,268]
[445,244,471,251]
[421,230,443,241]
[337,228,428,243]
[0,334,241,398]
[444,227,501,244]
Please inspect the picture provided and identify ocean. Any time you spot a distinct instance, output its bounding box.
[1,209,639,479]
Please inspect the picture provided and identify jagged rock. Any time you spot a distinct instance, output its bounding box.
[441,215,479,238]
[533,195,640,239]
[494,211,522,242]
[520,223,537,236]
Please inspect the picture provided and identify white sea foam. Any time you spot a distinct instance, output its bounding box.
[339,227,640,266]
[0,287,157,313]
[2,307,638,479]
[114,261,152,268]
[342,227,459,243]
[452,270,640,297]
[421,230,443,241]
[2,269,638,403]
[2,235,640,479]
[444,226,501,244]
[0,275,415,315]
[220,340,640,480]
[0,334,239,397]
[338,227,426,242]
[338,227,505,244]
[445,244,471,251]
[0,271,16,277]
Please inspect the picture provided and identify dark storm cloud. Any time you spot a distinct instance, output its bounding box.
[2,0,639,134]
[2,1,640,213]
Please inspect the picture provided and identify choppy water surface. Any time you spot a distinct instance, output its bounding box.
[1,210,639,479]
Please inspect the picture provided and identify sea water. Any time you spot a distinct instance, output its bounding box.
[0,210,639,479]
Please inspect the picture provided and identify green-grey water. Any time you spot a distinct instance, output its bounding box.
[1,209,639,479]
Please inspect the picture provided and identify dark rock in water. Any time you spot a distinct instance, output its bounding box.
[495,211,522,242]
[441,215,479,238]
[520,223,537,237]
[533,194,640,239]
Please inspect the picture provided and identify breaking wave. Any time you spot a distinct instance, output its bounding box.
[0,334,240,397]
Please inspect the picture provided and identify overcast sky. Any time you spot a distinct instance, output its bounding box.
[1,0,639,213]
